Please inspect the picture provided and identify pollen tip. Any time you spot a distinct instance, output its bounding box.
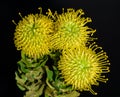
[18,12,22,18]
[95,92,98,95]
[38,7,42,14]
[12,20,17,25]
[62,8,64,13]
[89,87,98,95]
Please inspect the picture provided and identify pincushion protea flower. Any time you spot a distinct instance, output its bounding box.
[58,43,110,95]
[50,8,96,50]
[14,8,53,59]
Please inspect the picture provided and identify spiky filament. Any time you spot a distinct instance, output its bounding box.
[50,8,96,50]
[14,9,53,59]
[58,44,110,95]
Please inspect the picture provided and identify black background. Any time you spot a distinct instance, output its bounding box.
[0,0,120,97]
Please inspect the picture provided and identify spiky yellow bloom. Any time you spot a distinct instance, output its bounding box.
[51,8,96,50]
[58,43,110,95]
[14,9,53,59]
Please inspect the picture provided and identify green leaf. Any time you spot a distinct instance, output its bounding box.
[45,94,49,97]
[21,74,27,82]
[17,84,26,91]
[57,91,80,97]
[49,50,61,60]
[21,51,26,60]
[45,66,53,82]
[17,61,29,73]
[15,72,26,84]
[53,66,59,81]
[21,55,48,68]
[37,84,45,96]
[40,55,48,67]
[21,59,33,68]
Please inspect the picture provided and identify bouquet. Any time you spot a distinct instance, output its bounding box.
[13,7,110,97]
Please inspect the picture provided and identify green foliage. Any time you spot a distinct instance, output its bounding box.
[15,51,80,97]
[15,52,47,97]
[45,66,53,82]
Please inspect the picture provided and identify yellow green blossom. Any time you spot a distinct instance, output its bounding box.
[58,43,110,95]
[50,8,96,50]
[14,9,53,59]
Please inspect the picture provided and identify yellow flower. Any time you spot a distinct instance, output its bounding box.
[58,43,110,95]
[14,9,53,59]
[51,8,96,50]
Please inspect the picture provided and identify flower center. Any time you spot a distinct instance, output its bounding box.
[61,21,80,37]
[77,59,91,72]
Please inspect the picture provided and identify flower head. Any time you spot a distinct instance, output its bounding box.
[51,8,96,50]
[14,9,53,59]
[58,43,110,95]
